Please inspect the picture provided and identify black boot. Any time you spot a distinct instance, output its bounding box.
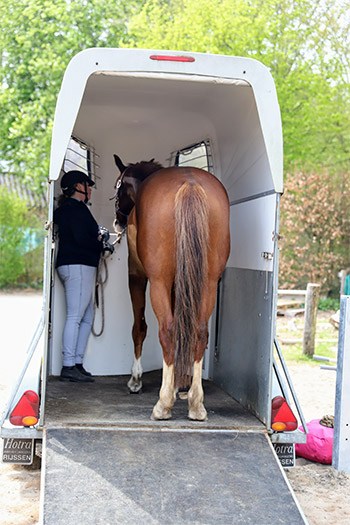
[60,366,94,383]
[75,364,93,377]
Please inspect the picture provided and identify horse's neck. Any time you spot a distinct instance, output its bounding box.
[125,176,141,203]
[126,163,162,202]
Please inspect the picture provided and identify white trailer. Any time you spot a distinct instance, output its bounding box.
[1,48,307,524]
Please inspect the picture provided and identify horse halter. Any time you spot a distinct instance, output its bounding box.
[110,169,130,242]
[114,174,125,215]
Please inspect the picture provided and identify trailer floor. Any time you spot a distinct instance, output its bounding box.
[45,370,263,430]
[42,371,306,524]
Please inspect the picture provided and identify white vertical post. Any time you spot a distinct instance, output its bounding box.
[333,296,350,472]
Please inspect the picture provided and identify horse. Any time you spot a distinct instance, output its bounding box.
[113,154,230,420]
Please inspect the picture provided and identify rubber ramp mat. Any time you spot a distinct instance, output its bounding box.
[42,428,306,524]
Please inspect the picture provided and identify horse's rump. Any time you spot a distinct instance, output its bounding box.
[135,169,228,389]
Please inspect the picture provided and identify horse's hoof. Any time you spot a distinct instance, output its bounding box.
[150,411,172,420]
[151,404,172,420]
[188,407,208,421]
[178,391,188,400]
[127,377,142,393]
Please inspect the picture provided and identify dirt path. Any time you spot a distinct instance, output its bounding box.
[285,363,350,524]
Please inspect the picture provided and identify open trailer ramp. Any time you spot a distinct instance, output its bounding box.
[43,429,306,525]
[41,372,307,524]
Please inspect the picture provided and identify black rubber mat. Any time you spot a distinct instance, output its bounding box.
[42,428,306,524]
[45,370,263,431]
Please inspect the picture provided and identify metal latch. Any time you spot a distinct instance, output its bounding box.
[261,252,274,294]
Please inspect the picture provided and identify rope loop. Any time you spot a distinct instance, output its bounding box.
[92,257,108,337]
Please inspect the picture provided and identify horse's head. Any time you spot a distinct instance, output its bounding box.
[112,154,163,235]
[113,155,136,232]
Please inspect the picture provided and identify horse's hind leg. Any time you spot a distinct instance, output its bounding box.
[188,358,207,421]
[127,273,148,393]
[188,332,208,421]
[148,278,176,420]
[151,360,175,420]
[188,281,218,421]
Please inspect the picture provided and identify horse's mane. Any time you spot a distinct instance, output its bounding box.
[128,160,163,181]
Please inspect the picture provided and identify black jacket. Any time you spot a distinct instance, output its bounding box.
[53,198,103,268]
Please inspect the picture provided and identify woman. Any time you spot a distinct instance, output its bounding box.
[54,170,103,382]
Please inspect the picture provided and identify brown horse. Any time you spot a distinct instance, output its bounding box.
[113,154,230,420]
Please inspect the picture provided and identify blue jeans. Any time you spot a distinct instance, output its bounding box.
[57,265,96,367]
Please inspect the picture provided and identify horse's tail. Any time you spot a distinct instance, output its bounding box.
[174,181,209,388]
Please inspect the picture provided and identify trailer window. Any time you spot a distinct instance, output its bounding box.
[172,140,213,173]
[63,137,96,181]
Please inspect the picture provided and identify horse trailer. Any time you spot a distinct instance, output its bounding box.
[1,48,308,524]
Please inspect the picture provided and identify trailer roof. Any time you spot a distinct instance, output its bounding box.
[50,48,283,193]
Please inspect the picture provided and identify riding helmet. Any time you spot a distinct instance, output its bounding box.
[60,170,95,191]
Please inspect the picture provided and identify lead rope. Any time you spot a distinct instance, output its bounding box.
[92,256,109,337]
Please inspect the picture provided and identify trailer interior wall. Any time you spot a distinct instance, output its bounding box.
[49,51,282,424]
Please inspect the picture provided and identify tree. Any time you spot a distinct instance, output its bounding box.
[124,0,350,173]
[0,187,30,286]
[1,0,349,185]
[0,0,142,190]
[279,171,350,294]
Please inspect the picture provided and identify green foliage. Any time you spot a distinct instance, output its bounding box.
[0,188,44,287]
[0,0,142,190]
[1,0,349,179]
[318,297,340,312]
[279,171,350,295]
[20,244,45,288]
[0,188,29,285]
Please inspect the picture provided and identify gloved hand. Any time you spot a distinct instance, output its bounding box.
[98,226,114,255]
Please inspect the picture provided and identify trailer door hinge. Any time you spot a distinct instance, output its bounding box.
[272,231,282,242]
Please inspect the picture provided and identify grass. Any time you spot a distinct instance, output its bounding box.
[276,310,338,366]
[318,297,340,311]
